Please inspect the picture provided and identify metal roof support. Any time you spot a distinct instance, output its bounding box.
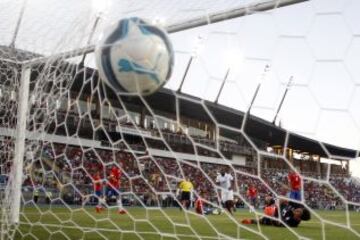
[79,15,102,65]
[215,68,230,104]
[9,0,28,49]
[272,76,293,125]
[247,64,270,115]
[177,55,193,93]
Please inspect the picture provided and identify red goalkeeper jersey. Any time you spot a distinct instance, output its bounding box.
[288,172,301,191]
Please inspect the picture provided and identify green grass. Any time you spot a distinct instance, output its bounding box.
[2,206,360,240]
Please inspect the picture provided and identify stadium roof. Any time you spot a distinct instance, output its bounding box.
[0,45,357,159]
[46,62,355,160]
[144,88,358,159]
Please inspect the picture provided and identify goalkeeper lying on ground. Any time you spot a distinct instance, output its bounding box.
[241,196,311,227]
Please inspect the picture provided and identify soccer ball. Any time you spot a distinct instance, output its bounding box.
[95,17,174,96]
[212,209,222,215]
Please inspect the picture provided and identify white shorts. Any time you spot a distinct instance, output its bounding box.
[221,189,234,202]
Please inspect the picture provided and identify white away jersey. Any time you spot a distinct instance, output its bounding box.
[216,173,233,190]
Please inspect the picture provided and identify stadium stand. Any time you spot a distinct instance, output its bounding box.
[16,141,360,209]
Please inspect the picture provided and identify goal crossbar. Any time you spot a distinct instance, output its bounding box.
[22,0,308,67]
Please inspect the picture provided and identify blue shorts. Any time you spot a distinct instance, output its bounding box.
[106,187,119,197]
[289,190,301,201]
[95,190,103,197]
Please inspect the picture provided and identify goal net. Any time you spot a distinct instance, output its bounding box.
[1,0,360,239]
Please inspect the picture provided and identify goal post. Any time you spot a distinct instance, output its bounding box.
[0,66,31,240]
[9,66,31,225]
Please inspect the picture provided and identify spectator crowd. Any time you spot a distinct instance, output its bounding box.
[18,142,360,211]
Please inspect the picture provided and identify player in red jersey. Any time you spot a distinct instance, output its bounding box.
[93,172,105,213]
[247,184,257,212]
[288,170,301,201]
[194,195,223,215]
[106,165,126,214]
[195,196,204,214]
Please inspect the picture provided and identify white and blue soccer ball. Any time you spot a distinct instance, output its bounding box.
[95,17,174,96]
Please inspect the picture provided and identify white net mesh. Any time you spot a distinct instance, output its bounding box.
[1,0,360,240]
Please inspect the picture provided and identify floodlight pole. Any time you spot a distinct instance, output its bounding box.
[272,76,293,125]
[177,56,193,93]
[215,68,230,104]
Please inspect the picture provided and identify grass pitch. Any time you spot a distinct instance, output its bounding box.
[3,206,360,240]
